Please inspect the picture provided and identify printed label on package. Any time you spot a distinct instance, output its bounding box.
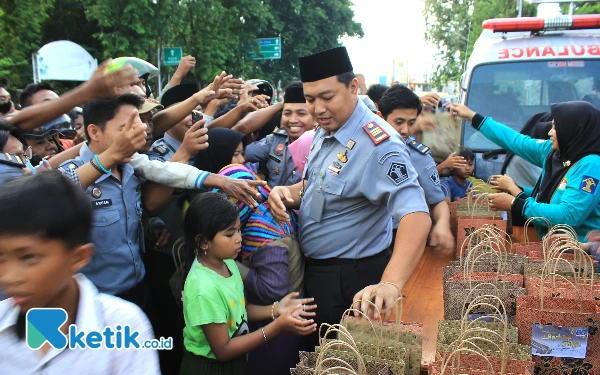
[532,324,588,358]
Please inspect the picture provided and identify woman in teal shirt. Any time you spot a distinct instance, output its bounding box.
[450,101,600,242]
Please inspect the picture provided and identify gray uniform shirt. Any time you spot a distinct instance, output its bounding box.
[245,130,301,188]
[299,99,429,259]
[406,136,445,205]
[59,143,145,295]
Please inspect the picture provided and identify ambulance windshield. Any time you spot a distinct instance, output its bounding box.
[464,60,600,150]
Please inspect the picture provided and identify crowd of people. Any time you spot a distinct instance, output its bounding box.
[0,44,600,375]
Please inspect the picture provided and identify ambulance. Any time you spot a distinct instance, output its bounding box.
[460,15,600,183]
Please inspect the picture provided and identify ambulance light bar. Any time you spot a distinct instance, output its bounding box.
[483,15,600,33]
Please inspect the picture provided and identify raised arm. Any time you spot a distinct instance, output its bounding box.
[9,60,137,132]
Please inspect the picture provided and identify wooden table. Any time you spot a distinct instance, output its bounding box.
[400,226,539,374]
[400,246,454,373]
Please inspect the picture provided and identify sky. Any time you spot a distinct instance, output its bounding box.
[342,0,436,86]
[341,0,562,86]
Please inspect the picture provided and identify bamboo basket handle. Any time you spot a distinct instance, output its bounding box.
[317,340,366,375]
[539,265,583,312]
[523,217,552,244]
[440,347,495,375]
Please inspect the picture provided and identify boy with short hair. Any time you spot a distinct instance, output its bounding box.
[441,147,475,201]
[0,171,160,373]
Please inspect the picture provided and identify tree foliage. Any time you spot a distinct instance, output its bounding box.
[0,0,363,93]
[423,0,535,88]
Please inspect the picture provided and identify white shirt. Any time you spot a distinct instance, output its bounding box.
[0,274,160,374]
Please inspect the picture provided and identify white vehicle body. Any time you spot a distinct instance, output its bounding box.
[460,16,600,182]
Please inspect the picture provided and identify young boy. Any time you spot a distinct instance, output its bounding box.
[441,147,475,202]
[0,171,160,374]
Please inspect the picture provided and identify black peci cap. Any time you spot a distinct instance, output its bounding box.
[283,82,305,103]
[160,83,199,108]
[299,47,353,83]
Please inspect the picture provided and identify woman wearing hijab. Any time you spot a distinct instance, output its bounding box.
[451,101,600,241]
[193,128,247,173]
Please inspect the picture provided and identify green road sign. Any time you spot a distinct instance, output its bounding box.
[249,38,281,60]
[163,47,182,66]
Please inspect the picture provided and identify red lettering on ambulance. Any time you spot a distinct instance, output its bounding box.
[512,48,524,58]
[588,45,600,56]
[558,46,569,56]
[526,47,540,57]
[571,45,585,56]
[498,49,509,59]
[542,46,556,57]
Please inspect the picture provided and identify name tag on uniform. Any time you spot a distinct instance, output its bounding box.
[268,154,282,163]
[91,199,113,209]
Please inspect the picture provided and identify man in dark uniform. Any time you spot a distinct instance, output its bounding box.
[268,47,431,331]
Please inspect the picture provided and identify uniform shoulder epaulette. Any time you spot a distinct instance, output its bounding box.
[272,126,281,133]
[273,128,288,137]
[0,153,25,168]
[362,121,390,145]
[151,142,169,156]
[407,139,430,155]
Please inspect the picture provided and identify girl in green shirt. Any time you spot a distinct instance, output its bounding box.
[180,193,317,375]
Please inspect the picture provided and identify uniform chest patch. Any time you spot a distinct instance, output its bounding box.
[268,154,282,163]
[558,178,568,191]
[153,145,169,156]
[363,121,390,145]
[387,162,409,185]
[579,175,598,194]
[91,199,113,209]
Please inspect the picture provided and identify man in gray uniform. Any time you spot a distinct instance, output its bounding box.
[268,47,431,330]
[245,82,314,187]
[378,84,454,250]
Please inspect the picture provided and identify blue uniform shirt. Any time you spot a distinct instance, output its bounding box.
[0,154,26,187]
[59,143,145,295]
[406,136,445,205]
[441,177,473,202]
[147,133,181,162]
[299,99,429,259]
[245,130,301,187]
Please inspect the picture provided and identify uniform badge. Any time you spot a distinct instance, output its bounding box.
[579,175,598,194]
[68,163,77,170]
[387,162,409,185]
[92,187,102,198]
[273,167,280,174]
[558,178,568,190]
[362,121,390,145]
[268,154,282,163]
[154,145,169,156]
[333,161,342,169]
[337,150,348,163]
[430,171,440,186]
[275,144,285,156]
[91,199,112,209]
[346,140,356,150]
[563,160,571,167]
[327,165,340,175]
